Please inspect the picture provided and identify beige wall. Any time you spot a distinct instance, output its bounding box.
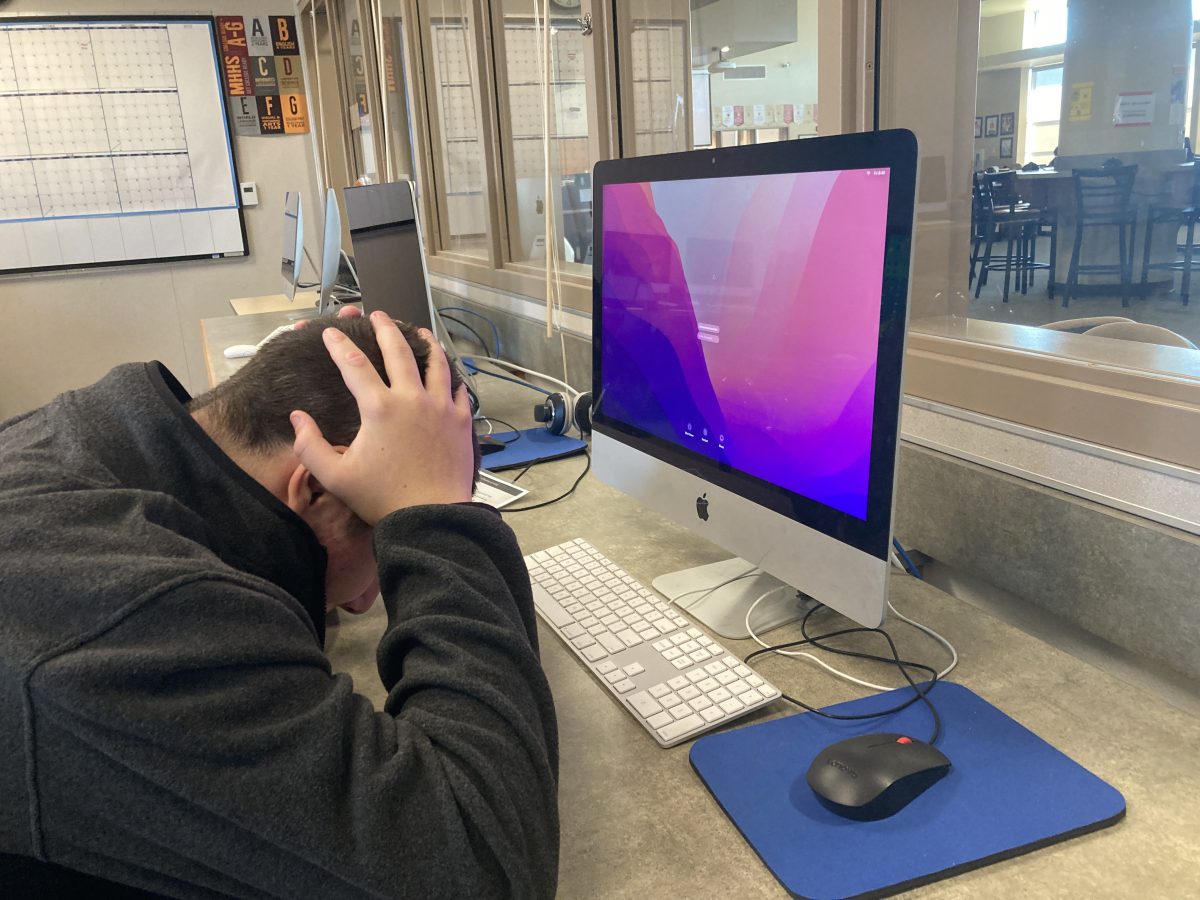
[707,0,819,137]
[0,3,323,418]
[975,68,1023,167]
[1058,0,1192,155]
[978,9,1023,59]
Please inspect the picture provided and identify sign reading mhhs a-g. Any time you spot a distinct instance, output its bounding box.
[218,13,308,134]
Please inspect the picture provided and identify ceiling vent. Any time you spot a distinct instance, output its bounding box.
[723,65,767,80]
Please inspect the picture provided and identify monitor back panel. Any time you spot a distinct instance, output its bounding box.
[345,182,434,331]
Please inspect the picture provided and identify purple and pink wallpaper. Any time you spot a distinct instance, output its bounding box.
[600,168,890,520]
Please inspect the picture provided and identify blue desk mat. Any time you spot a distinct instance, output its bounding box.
[480,428,586,471]
[690,682,1124,899]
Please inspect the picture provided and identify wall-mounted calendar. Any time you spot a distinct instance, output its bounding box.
[0,16,248,274]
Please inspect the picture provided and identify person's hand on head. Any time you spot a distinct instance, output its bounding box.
[289,311,475,525]
[292,305,362,330]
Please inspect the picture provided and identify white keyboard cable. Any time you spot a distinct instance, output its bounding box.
[742,575,958,693]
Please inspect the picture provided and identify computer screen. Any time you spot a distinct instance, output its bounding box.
[591,130,917,635]
[281,191,303,301]
[344,180,434,331]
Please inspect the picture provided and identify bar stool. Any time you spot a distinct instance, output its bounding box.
[971,171,1054,302]
[1140,166,1200,307]
[1062,164,1138,308]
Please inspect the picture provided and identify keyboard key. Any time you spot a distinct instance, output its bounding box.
[672,658,692,670]
[679,640,700,654]
[688,651,710,664]
[572,635,596,650]
[628,692,663,717]
[723,656,740,668]
[617,629,642,648]
[657,714,704,743]
[637,628,659,642]
[727,679,750,696]
[719,697,745,715]
[688,696,713,712]
[670,634,689,646]
[597,633,625,654]
[678,685,701,701]
[709,687,732,703]
[535,594,574,628]
[561,623,584,639]
[697,678,719,693]
[686,670,708,684]
[652,639,671,652]
[760,685,781,699]
[734,664,752,677]
[705,662,727,676]
[587,624,607,636]
[700,706,724,723]
[582,645,607,662]
[740,688,764,705]
[648,683,669,699]
[663,648,682,661]
[686,628,702,638]
[596,661,617,675]
[613,679,636,694]
[605,670,625,684]
[670,704,693,721]
[716,671,737,686]
[660,692,682,709]
[655,621,675,635]
[667,676,689,690]
[622,663,645,677]
[746,674,764,688]
[647,711,673,730]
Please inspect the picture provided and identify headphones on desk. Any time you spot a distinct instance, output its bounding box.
[534,390,592,436]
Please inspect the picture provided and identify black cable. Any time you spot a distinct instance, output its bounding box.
[511,464,533,482]
[440,315,492,355]
[479,416,521,444]
[744,604,942,743]
[502,450,590,513]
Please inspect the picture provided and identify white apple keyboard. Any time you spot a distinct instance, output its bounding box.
[526,538,780,747]
[223,324,296,359]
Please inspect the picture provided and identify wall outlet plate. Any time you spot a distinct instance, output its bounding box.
[239,182,259,207]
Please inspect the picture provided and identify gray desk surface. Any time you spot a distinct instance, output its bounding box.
[201,314,1200,898]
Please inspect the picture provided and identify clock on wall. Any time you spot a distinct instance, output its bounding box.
[550,0,583,10]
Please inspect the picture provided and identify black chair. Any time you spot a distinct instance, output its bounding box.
[1062,164,1138,308]
[1140,166,1200,307]
[971,171,1056,302]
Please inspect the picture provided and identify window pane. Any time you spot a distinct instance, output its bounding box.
[337,0,379,184]
[496,1,593,269]
[424,0,490,258]
[377,1,416,180]
[617,0,820,159]
[888,0,1199,380]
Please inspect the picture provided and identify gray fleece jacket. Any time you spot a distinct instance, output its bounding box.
[0,362,558,898]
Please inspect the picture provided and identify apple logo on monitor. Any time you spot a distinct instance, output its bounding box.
[696,493,710,521]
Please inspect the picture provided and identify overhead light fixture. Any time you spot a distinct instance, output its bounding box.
[709,46,736,72]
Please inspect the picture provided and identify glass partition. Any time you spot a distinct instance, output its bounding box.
[616,0,821,158]
[885,0,1200,380]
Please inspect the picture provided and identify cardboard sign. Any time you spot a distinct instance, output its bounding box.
[218,14,307,133]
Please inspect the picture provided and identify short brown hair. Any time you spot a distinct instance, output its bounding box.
[191,315,479,477]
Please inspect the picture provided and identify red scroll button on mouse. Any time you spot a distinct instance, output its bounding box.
[896,736,913,744]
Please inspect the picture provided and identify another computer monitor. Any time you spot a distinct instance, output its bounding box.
[318,188,341,314]
[591,129,918,637]
[344,180,435,332]
[281,191,303,301]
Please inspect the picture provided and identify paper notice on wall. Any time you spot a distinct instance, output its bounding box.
[752,104,766,126]
[1170,66,1187,126]
[721,105,735,127]
[1068,82,1093,121]
[1113,91,1154,127]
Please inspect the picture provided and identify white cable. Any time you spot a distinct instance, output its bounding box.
[465,355,580,400]
[743,589,958,692]
[667,567,761,612]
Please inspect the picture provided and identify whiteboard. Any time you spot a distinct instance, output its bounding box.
[0,17,248,274]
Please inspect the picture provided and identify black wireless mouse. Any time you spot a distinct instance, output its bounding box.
[806,732,951,820]
[478,434,507,456]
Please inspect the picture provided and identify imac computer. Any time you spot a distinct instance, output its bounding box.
[590,129,918,638]
[281,191,304,302]
[318,188,342,314]
[343,180,436,333]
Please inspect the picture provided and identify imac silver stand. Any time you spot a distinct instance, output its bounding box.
[653,557,816,640]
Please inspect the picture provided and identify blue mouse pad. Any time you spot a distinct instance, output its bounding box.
[480,428,587,471]
[690,682,1124,899]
